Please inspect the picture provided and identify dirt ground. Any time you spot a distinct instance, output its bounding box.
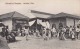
[8,36,80,49]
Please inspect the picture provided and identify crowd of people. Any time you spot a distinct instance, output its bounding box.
[0,24,10,49]
[30,25,80,41]
[0,23,80,49]
[0,26,16,43]
[0,23,30,49]
[0,23,80,44]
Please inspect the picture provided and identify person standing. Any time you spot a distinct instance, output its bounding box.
[59,27,62,40]
[62,27,66,40]
[59,28,63,40]
[65,26,69,39]
[69,26,73,38]
[76,26,80,39]
[51,27,56,37]
[5,26,9,40]
[48,29,51,39]
[1,26,6,37]
[21,29,25,36]
[43,28,47,40]
[58,26,65,40]
[24,26,29,40]
[71,29,75,40]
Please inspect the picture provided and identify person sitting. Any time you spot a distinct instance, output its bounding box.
[11,32,16,41]
[7,32,16,42]
[0,23,10,49]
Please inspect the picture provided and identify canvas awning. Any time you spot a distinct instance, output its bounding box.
[29,19,50,29]
[37,19,50,28]
[29,20,36,26]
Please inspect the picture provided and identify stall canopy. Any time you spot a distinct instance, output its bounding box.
[29,19,50,28]
[29,20,36,26]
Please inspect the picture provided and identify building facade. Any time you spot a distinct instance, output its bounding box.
[49,12,80,29]
[31,10,80,29]
[0,11,29,31]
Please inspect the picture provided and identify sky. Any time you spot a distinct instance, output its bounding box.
[0,0,80,18]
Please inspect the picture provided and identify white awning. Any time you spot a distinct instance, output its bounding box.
[37,19,50,28]
[29,20,36,26]
[29,19,50,28]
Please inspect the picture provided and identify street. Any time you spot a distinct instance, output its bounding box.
[8,36,80,49]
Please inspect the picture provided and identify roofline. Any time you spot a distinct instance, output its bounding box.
[13,11,29,19]
[31,10,54,15]
[49,16,80,20]
[0,11,29,20]
[49,12,80,19]
[11,11,15,18]
[0,11,14,16]
[29,17,49,21]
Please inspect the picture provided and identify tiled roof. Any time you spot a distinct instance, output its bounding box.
[30,10,55,21]
[50,12,80,19]
[0,11,29,20]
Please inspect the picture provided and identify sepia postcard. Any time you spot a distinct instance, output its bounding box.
[0,0,80,49]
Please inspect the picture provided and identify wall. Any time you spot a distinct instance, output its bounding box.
[49,19,58,29]
[49,18,66,29]
[66,18,74,27]
[2,18,12,31]
[75,19,79,27]
[49,18,79,28]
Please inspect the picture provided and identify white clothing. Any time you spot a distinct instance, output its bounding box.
[70,28,72,31]
[72,35,75,38]
[52,27,56,32]
[62,28,66,32]
[25,29,29,34]
[71,31,75,38]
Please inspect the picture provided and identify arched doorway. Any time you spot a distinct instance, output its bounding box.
[59,22,63,29]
